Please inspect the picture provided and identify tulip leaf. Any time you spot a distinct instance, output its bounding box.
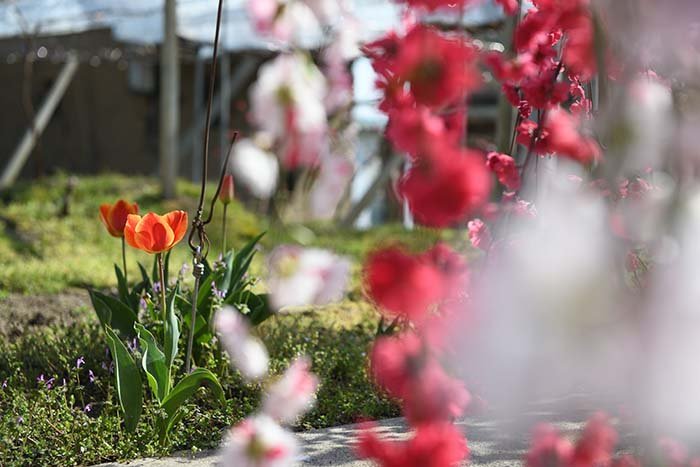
[246,293,273,326]
[227,232,265,297]
[135,323,169,403]
[105,326,143,433]
[136,262,153,295]
[157,368,224,442]
[216,250,235,295]
[114,264,130,305]
[88,290,137,338]
[163,284,180,372]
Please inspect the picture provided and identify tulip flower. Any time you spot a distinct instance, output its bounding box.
[219,174,235,205]
[124,210,188,339]
[99,199,138,283]
[219,174,235,253]
[124,211,188,255]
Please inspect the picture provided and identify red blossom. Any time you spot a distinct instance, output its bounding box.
[400,145,492,227]
[468,218,492,251]
[370,334,425,398]
[370,333,470,425]
[402,362,471,425]
[517,108,601,164]
[487,152,521,191]
[386,104,460,157]
[571,413,618,467]
[422,243,469,298]
[357,422,469,467]
[371,25,481,109]
[364,247,445,321]
[526,424,574,467]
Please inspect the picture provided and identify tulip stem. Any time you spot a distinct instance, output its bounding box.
[157,253,167,342]
[222,204,228,254]
[121,237,128,285]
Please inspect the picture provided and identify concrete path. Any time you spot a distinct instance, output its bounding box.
[95,395,595,467]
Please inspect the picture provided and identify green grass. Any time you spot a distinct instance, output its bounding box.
[0,174,453,294]
[0,305,398,466]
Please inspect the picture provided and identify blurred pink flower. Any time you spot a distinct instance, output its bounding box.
[250,53,328,169]
[309,154,354,220]
[214,307,270,381]
[230,137,280,199]
[221,414,298,467]
[266,245,351,310]
[263,357,319,424]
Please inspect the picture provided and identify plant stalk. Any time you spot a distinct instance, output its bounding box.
[121,236,128,284]
[222,204,228,254]
[157,253,167,342]
[185,271,201,373]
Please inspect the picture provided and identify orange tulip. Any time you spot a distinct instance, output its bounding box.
[219,174,235,205]
[99,199,139,237]
[124,210,188,254]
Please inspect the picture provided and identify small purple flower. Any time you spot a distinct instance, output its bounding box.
[212,282,226,300]
[179,262,189,276]
[16,416,24,424]
[88,370,96,383]
[153,281,162,294]
[127,337,139,353]
[76,356,85,369]
[83,404,92,413]
[139,297,148,311]
[37,374,45,384]
[2,379,7,389]
[45,378,55,390]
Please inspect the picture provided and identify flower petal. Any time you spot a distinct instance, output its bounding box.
[165,210,188,248]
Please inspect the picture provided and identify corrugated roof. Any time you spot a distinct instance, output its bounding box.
[0,0,505,51]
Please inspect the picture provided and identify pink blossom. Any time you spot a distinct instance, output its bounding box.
[221,414,298,467]
[230,137,279,199]
[266,246,350,310]
[468,219,492,251]
[250,53,328,169]
[263,357,319,424]
[308,154,355,220]
[214,307,270,381]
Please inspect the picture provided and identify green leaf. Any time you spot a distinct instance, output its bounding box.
[88,290,112,330]
[161,368,224,416]
[217,251,235,295]
[227,232,265,296]
[158,368,224,442]
[135,323,169,403]
[163,250,172,288]
[88,290,137,338]
[246,293,274,326]
[105,326,143,433]
[164,284,180,371]
[114,264,130,304]
[136,262,153,295]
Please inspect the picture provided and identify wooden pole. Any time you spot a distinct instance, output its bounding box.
[159,0,179,199]
[0,53,79,190]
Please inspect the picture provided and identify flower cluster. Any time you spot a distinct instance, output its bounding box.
[526,414,700,467]
[358,243,471,466]
[215,307,319,466]
[235,0,358,223]
[364,22,492,227]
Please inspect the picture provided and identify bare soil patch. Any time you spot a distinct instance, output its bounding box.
[0,289,92,339]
